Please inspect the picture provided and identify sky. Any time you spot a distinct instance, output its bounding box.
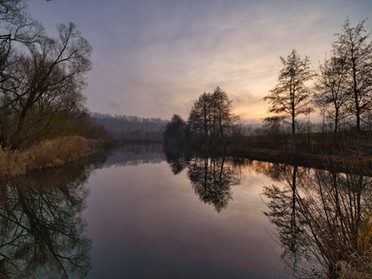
[27,0,372,122]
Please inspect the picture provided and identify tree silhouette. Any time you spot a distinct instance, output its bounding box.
[314,56,350,144]
[164,114,187,146]
[0,1,92,149]
[187,87,237,140]
[264,49,313,151]
[188,92,212,137]
[332,19,372,132]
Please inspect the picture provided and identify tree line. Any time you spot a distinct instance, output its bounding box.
[165,19,371,154]
[92,113,167,132]
[92,113,166,142]
[0,0,105,149]
[164,87,240,147]
[264,19,371,148]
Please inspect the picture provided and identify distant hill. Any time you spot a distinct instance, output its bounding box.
[91,113,168,142]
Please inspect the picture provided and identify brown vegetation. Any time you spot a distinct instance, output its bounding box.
[262,162,372,279]
[0,136,102,177]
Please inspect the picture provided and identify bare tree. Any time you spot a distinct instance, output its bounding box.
[2,22,92,148]
[332,19,372,132]
[0,0,46,146]
[0,1,93,148]
[314,57,350,144]
[187,87,237,140]
[264,50,314,151]
[0,0,44,78]
[188,92,211,137]
[210,87,234,137]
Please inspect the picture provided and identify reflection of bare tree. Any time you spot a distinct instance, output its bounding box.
[264,163,372,278]
[164,147,253,211]
[187,156,241,212]
[263,165,314,277]
[164,149,189,175]
[0,161,98,278]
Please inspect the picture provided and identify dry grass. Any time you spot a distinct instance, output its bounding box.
[339,261,372,279]
[338,213,372,279]
[358,213,372,258]
[0,136,101,177]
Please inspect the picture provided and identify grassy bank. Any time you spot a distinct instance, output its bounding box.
[0,136,104,177]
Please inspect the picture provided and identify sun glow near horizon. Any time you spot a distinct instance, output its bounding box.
[27,0,372,121]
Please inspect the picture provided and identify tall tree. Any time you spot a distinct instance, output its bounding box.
[0,0,45,145]
[187,87,237,139]
[332,19,372,132]
[188,92,211,137]
[164,114,186,145]
[0,0,44,83]
[264,49,313,150]
[9,23,92,148]
[210,87,233,137]
[0,0,92,148]
[314,56,350,143]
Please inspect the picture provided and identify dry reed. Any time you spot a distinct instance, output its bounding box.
[0,136,100,177]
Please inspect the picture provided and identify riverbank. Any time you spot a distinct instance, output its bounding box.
[226,146,372,175]
[0,136,106,177]
[167,132,372,175]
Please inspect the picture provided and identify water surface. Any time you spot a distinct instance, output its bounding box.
[83,146,287,279]
[2,146,369,278]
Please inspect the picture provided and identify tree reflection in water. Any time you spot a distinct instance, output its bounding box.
[261,162,372,279]
[165,147,372,277]
[0,158,103,278]
[164,149,244,212]
[164,150,188,175]
[187,156,241,212]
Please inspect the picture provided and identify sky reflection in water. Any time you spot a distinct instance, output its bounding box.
[84,147,287,279]
[1,146,368,278]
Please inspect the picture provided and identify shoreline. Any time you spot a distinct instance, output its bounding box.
[226,147,372,176]
[0,136,107,178]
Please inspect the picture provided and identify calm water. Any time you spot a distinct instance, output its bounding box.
[84,147,287,279]
[1,145,370,278]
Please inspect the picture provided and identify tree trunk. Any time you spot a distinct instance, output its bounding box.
[11,92,36,149]
[333,107,339,147]
[203,102,208,137]
[291,110,296,154]
[351,55,361,133]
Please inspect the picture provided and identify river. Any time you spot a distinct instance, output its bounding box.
[0,145,370,278]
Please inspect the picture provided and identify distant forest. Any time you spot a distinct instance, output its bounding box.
[91,113,167,142]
